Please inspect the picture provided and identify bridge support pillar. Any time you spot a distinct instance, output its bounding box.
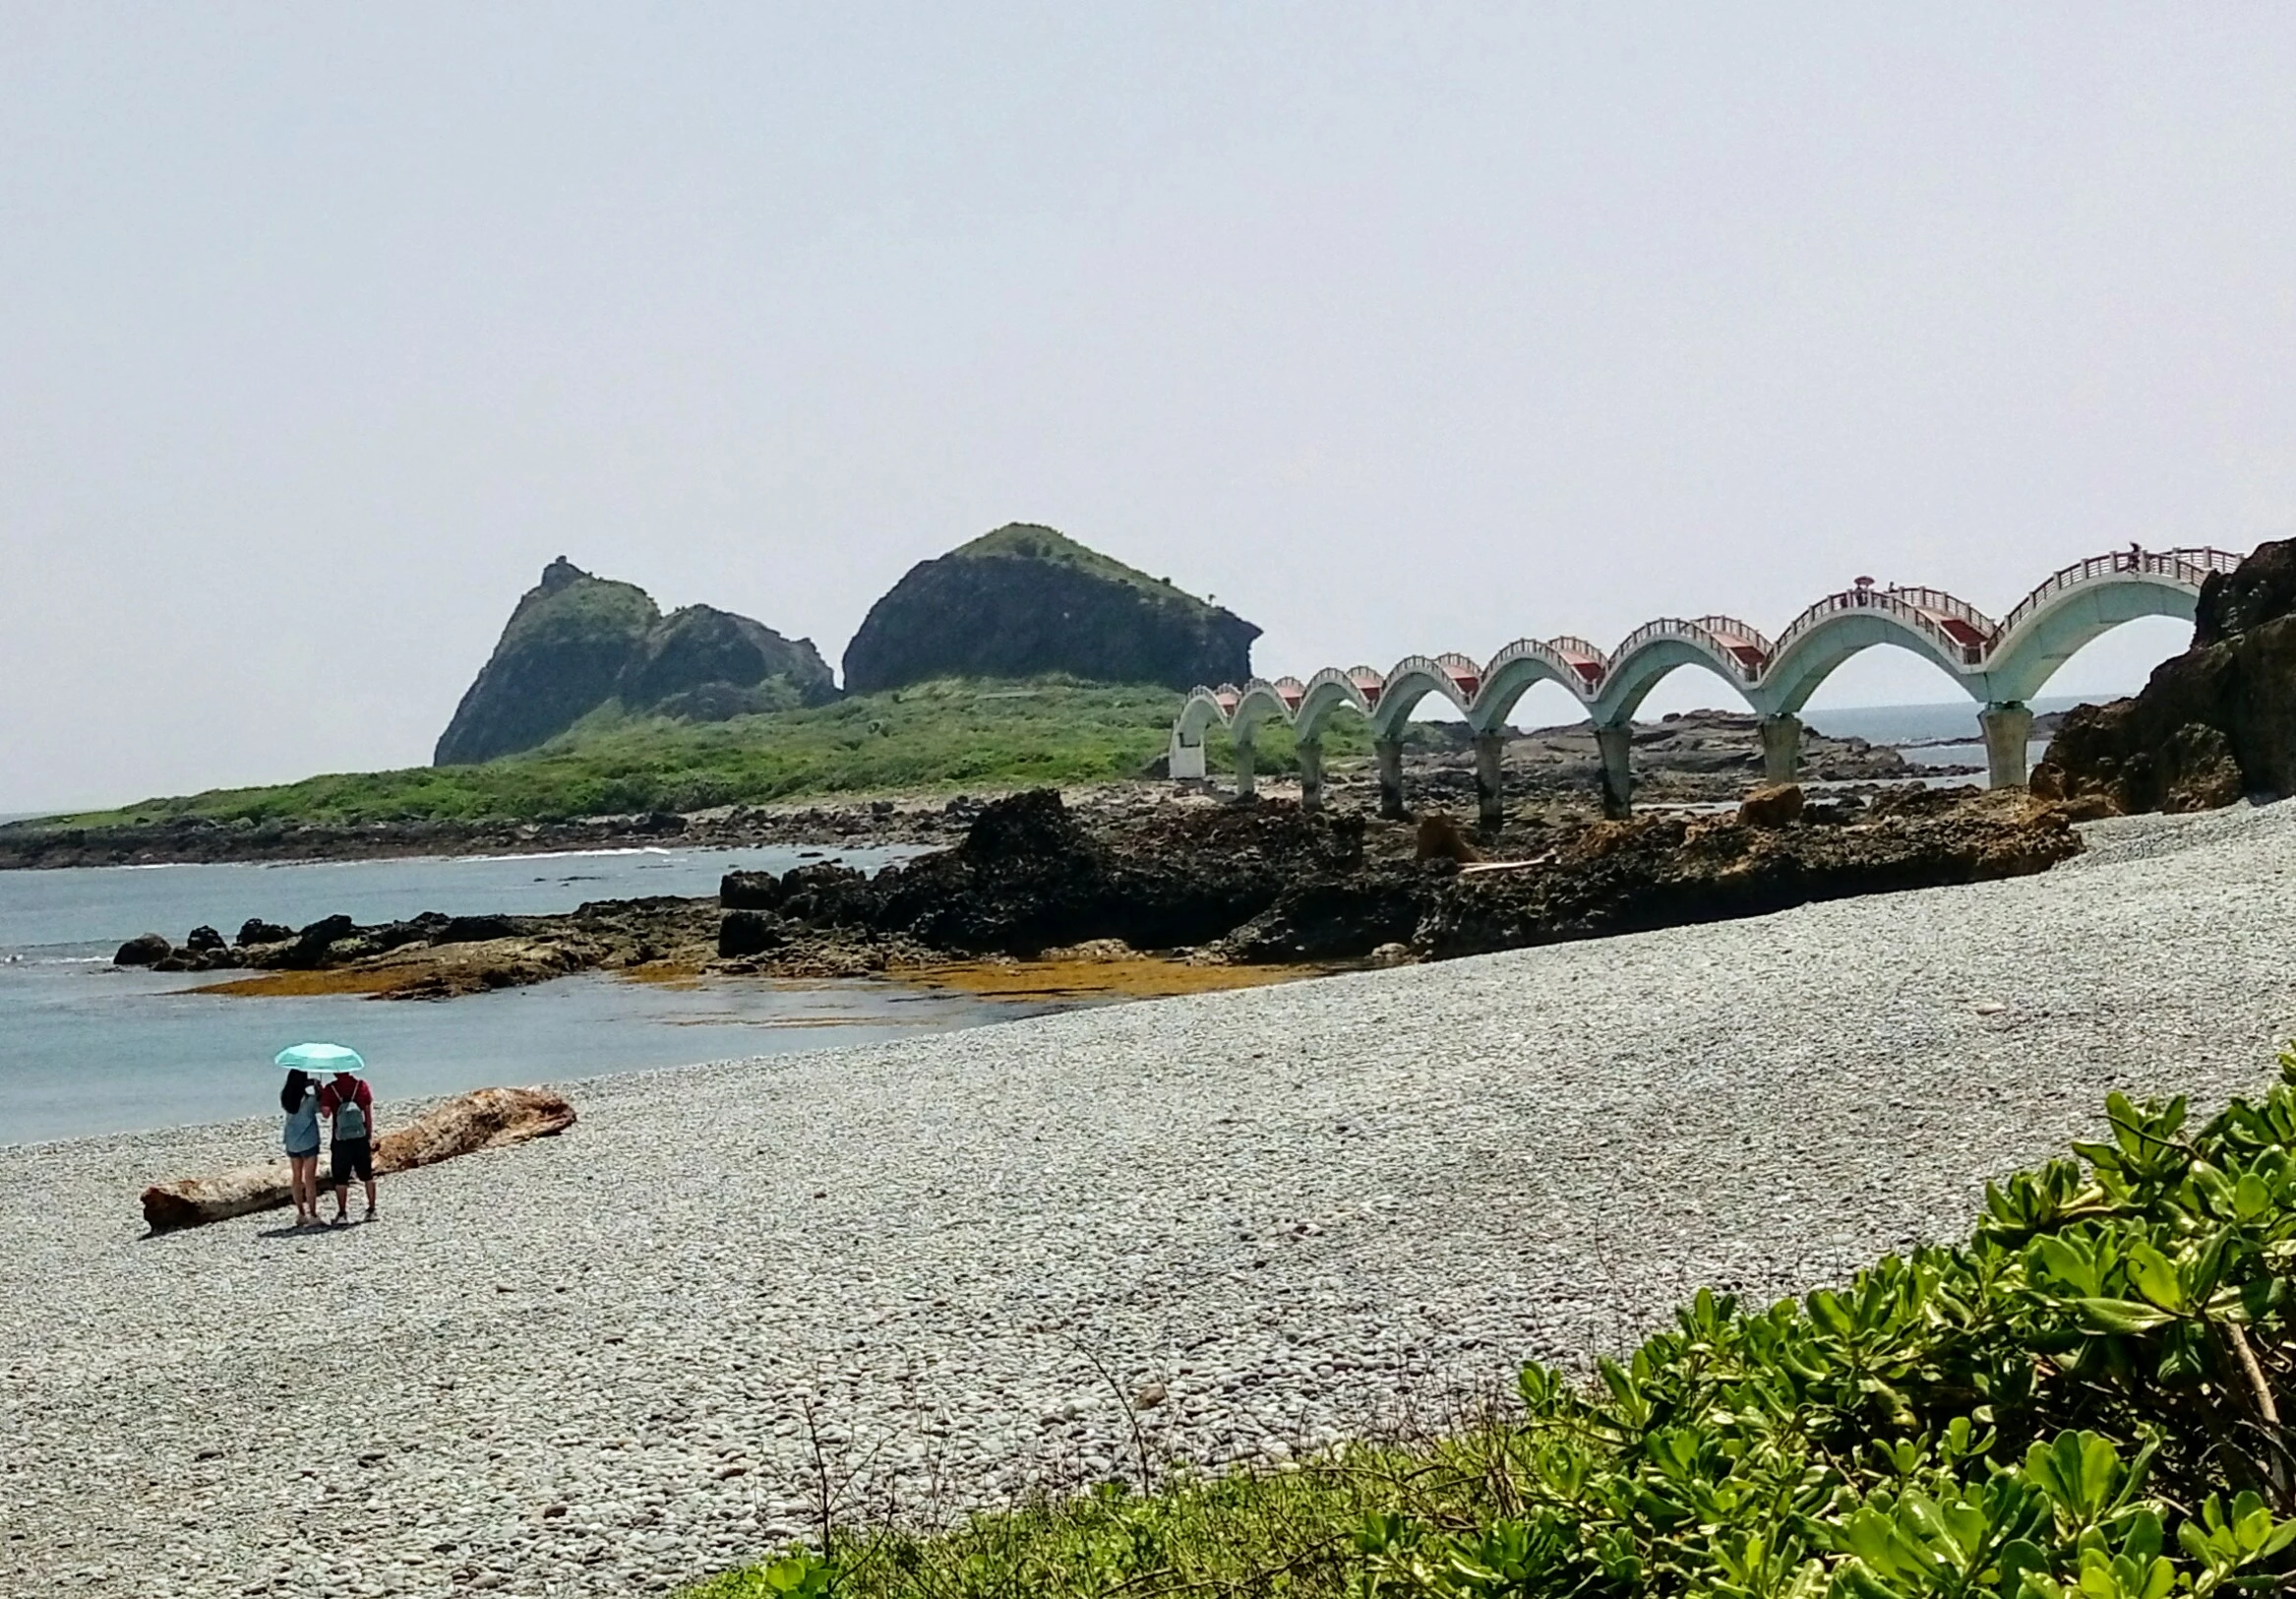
[1758,714,1802,785]
[1980,703,2033,790]
[1473,732,1506,827]
[1374,737,1407,819]
[1233,730,1257,798]
[1169,732,1207,782]
[1595,721,1634,820]
[1297,737,1324,811]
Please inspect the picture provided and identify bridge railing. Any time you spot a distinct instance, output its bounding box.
[1993,546,2245,643]
[1883,585,1998,641]
[1612,617,1763,680]
[1691,614,1775,654]
[1771,587,1987,667]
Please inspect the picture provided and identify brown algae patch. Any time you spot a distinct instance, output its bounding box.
[893,955,1322,1002]
[191,967,432,999]
[189,939,582,1001]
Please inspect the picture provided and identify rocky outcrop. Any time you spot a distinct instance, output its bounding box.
[1737,783,1806,829]
[132,790,2089,1003]
[706,787,2080,968]
[841,524,1259,694]
[1412,799,2083,959]
[114,933,171,966]
[435,559,834,765]
[618,603,835,719]
[139,1087,577,1231]
[435,559,660,764]
[2035,539,2296,813]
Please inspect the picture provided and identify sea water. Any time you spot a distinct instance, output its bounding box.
[0,841,1059,1145]
[1802,694,2092,773]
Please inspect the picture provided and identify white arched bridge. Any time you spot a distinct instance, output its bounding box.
[1170,546,2243,821]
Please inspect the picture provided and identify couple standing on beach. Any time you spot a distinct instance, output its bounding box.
[276,1042,379,1227]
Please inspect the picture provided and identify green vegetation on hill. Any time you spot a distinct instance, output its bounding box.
[687,1058,2296,1599]
[952,523,1203,603]
[435,557,836,766]
[40,680,1364,829]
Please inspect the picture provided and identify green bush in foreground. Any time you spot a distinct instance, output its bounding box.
[687,1053,2296,1599]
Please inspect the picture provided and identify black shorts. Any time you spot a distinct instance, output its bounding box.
[331,1138,373,1184]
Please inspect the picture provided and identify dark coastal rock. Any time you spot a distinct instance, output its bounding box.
[114,933,171,966]
[1737,783,1805,829]
[862,790,1367,954]
[2041,538,2296,813]
[434,915,520,946]
[718,910,787,957]
[840,524,1259,694]
[183,925,225,953]
[269,914,358,969]
[236,918,293,947]
[719,870,784,910]
[435,558,834,766]
[1217,874,1430,962]
[1416,806,2085,959]
[798,788,2084,965]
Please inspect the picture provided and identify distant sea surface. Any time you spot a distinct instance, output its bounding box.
[0,841,1066,1146]
[1803,694,2094,772]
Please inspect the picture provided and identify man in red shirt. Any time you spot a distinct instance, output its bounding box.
[319,1071,378,1223]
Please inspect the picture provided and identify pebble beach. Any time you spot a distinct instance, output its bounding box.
[5,802,2293,1598]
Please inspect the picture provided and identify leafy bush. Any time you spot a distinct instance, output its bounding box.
[685,1055,2296,1599]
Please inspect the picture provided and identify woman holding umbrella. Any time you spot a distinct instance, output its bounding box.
[276,1050,324,1227]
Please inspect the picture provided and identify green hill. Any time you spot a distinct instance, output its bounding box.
[434,558,836,765]
[841,523,1260,694]
[31,679,1355,830]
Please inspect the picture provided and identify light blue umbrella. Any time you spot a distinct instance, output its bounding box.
[274,1042,366,1074]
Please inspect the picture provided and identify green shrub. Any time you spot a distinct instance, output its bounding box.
[684,1053,2296,1599]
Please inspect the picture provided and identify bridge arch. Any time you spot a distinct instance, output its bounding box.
[1979,570,2203,705]
[1365,654,1477,742]
[1229,679,1299,742]
[1173,687,1234,745]
[1589,628,1770,725]
[1759,602,1982,716]
[1463,641,1597,733]
[1293,668,1377,742]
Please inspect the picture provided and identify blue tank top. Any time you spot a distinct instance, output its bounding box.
[283,1083,321,1154]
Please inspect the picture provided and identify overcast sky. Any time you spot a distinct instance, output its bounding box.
[4,5,2293,812]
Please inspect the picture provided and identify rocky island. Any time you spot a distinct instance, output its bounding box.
[842,523,1260,693]
[435,557,839,765]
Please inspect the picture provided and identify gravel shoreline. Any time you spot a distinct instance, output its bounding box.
[6,802,2294,1597]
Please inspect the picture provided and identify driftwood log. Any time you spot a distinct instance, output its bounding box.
[140,1086,577,1233]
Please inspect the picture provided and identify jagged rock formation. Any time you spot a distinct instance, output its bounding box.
[841,524,1259,694]
[435,559,835,765]
[2034,539,2296,813]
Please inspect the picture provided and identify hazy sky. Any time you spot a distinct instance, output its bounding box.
[5,5,2294,812]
